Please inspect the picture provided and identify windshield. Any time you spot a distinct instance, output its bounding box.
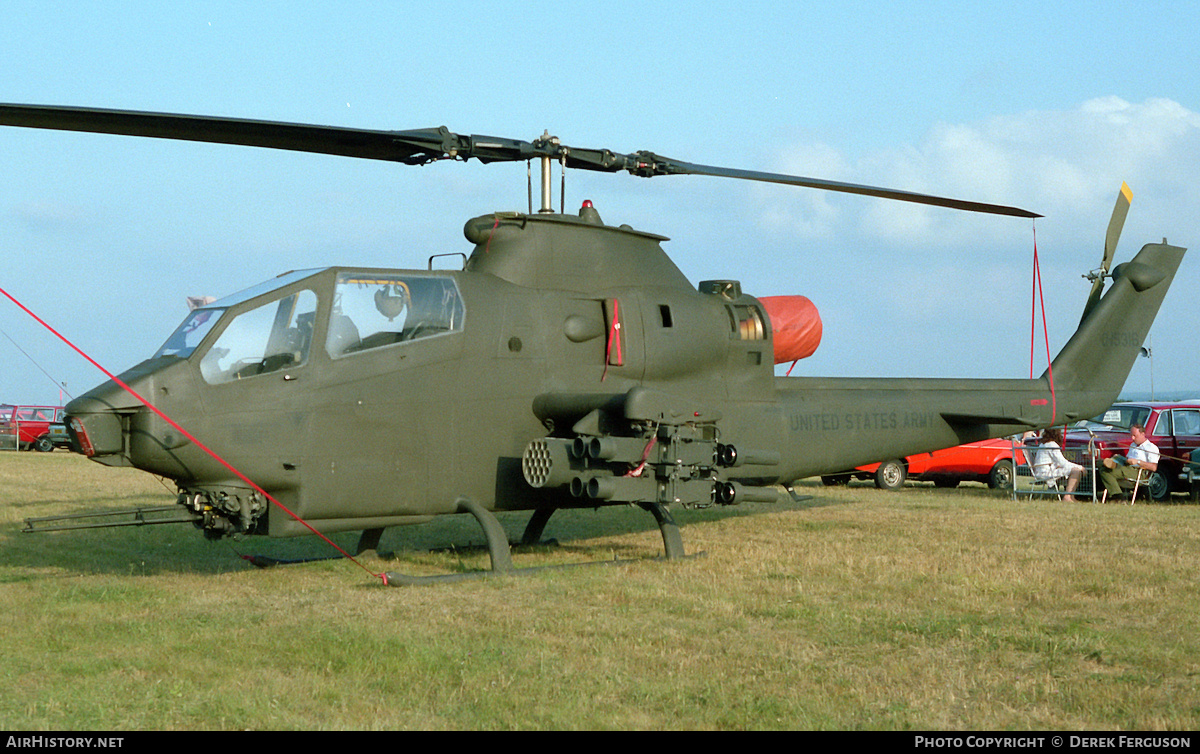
[1074,405,1151,432]
[155,308,225,359]
[152,269,326,360]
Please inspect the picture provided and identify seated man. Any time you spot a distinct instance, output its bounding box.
[1032,427,1084,501]
[1099,423,1159,501]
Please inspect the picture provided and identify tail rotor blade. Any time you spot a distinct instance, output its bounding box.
[1082,182,1132,323]
[1103,182,1133,272]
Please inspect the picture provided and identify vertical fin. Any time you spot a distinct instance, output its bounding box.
[1053,241,1184,417]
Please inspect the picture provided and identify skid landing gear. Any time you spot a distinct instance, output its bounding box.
[382,499,697,587]
[356,527,386,558]
[640,502,686,560]
[521,503,686,558]
[245,526,393,568]
[521,507,557,546]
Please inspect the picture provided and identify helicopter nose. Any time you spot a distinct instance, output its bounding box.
[63,357,197,474]
[65,380,141,461]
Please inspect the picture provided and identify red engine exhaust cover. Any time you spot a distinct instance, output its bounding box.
[758,295,822,363]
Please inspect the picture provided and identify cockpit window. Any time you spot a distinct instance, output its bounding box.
[200,290,318,384]
[156,308,225,359]
[326,273,464,359]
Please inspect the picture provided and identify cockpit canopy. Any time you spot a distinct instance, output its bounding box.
[324,272,464,359]
[154,268,466,385]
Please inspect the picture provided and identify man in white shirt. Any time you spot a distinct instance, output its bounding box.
[1099,424,1160,499]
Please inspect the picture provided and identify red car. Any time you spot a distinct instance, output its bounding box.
[823,437,1019,490]
[0,404,69,452]
[1063,401,1200,501]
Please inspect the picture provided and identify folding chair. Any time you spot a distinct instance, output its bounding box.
[1017,442,1068,501]
[1100,467,1146,505]
[1028,464,1066,501]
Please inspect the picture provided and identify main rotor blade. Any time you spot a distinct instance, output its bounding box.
[0,104,460,164]
[621,154,1042,218]
[0,103,1042,218]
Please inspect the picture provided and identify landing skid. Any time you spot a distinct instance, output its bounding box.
[245,498,698,580]
[381,498,699,587]
[242,527,392,568]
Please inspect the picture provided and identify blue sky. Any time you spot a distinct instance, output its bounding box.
[2,1,1198,406]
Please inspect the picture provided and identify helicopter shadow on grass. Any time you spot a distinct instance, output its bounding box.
[0,487,845,582]
[0,518,258,580]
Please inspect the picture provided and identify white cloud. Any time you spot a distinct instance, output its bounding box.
[761,97,1200,251]
[750,141,849,240]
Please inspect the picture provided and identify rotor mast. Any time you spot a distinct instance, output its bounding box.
[535,131,559,213]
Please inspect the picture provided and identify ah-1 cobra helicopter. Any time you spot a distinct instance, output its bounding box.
[2,105,1185,583]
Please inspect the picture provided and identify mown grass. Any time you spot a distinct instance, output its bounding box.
[1,452,1198,730]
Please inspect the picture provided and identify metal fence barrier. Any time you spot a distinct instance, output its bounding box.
[0,420,17,451]
[1011,440,1098,501]
[0,421,17,451]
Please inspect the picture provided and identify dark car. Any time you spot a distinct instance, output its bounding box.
[0,404,69,452]
[1064,401,1200,500]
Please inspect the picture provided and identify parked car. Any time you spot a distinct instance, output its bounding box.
[1181,449,1200,501]
[822,437,1019,490]
[1063,401,1200,500]
[0,404,69,452]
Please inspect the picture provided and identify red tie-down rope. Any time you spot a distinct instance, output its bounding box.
[1028,225,1057,424]
[0,285,385,584]
[602,298,623,381]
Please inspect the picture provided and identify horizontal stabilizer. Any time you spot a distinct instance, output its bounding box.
[940,411,1042,429]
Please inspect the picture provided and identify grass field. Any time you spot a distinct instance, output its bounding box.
[1,451,1198,730]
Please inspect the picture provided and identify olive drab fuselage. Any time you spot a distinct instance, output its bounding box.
[62,202,1186,540]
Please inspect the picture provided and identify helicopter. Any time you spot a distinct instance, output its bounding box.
[1,104,1186,584]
